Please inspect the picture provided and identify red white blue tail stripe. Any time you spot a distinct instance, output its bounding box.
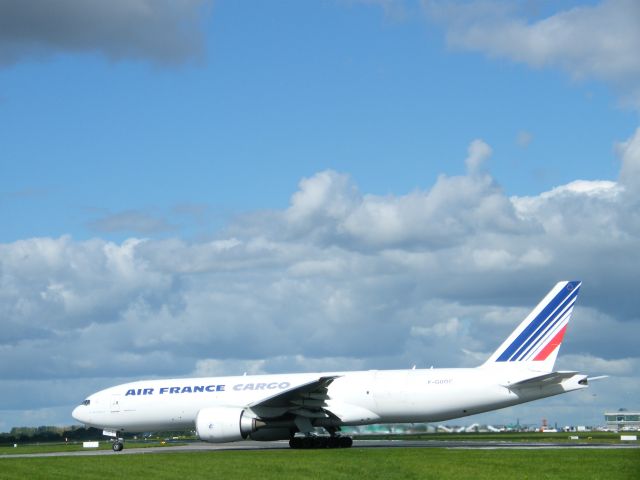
[491,281,581,363]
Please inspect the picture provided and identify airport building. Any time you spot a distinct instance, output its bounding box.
[604,409,640,431]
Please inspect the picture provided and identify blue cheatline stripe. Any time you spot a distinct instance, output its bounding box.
[516,299,576,361]
[510,289,578,361]
[496,285,571,362]
[517,306,572,361]
[514,296,576,361]
[508,286,579,362]
[520,308,572,361]
[511,286,579,361]
[496,282,580,362]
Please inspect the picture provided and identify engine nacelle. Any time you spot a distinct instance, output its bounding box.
[195,407,257,443]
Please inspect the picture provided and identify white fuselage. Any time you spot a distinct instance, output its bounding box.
[72,367,586,433]
[72,281,591,445]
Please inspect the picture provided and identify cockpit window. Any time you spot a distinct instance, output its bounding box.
[82,399,90,406]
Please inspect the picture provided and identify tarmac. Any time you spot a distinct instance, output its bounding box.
[2,439,639,458]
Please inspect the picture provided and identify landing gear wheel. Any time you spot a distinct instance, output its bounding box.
[338,436,353,448]
[112,441,124,452]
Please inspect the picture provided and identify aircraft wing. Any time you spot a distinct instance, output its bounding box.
[248,376,340,419]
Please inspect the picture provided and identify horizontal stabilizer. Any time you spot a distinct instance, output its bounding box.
[505,371,580,389]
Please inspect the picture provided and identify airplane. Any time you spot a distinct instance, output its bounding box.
[72,280,598,451]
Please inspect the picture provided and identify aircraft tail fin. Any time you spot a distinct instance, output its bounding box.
[482,281,581,372]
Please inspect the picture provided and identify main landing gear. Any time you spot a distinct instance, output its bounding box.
[289,435,353,449]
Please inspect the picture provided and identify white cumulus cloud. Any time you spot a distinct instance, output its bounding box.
[2,134,640,427]
[426,0,640,106]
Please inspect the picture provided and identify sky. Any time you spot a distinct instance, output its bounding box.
[1,0,639,430]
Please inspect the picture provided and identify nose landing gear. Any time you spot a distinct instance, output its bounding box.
[112,439,124,451]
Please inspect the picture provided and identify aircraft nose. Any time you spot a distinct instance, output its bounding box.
[72,405,87,424]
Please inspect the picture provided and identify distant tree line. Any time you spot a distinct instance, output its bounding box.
[0,425,105,444]
[0,426,195,444]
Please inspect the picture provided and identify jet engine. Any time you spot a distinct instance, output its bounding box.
[195,407,261,443]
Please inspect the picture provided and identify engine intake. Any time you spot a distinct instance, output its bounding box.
[195,407,259,443]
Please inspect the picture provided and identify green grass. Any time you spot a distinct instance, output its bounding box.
[0,448,638,480]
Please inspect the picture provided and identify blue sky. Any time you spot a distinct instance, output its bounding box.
[2,0,636,242]
[1,0,640,429]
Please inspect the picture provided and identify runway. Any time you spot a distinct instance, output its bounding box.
[2,439,638,458]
